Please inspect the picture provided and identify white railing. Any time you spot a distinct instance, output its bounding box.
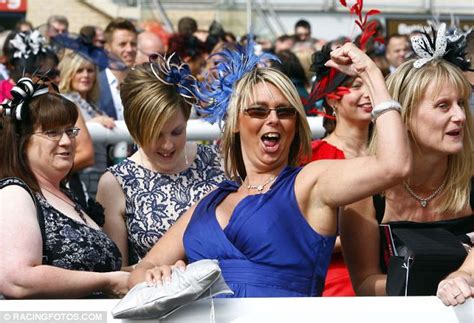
[86,117,325,144]
[0,297,472,322]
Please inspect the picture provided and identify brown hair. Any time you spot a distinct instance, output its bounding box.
[104,18,137,44]
[0,93,78,192]
[120,63,192,147]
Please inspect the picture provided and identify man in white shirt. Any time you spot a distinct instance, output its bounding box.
[99,18,137,120]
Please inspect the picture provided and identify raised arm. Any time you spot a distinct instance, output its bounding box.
[0,186,128,298]
[96,171,129,267]
[299,43,411,208]
[128,204,195,288]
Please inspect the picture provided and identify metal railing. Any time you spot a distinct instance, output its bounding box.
[86,117,325,144]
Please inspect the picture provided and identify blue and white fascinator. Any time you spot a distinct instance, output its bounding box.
[9,30,47,60]
[149,53,198,105]
[411,23,472,70]
[195,37,279,125]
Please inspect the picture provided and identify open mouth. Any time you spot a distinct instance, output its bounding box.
[157,151,175,159]
[446,129,462,137]
[358,103,372,112]
[261,132,281,153]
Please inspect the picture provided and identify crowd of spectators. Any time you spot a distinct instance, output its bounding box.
[0,10,473,306]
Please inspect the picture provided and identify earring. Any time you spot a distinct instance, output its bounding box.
[332,106,337,117]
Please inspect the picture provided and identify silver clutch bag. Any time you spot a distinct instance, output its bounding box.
[112,259,233,319]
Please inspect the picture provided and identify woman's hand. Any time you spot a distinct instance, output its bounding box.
[437,271,474,306]
[105,271,130,297]
[90,115,116,129]
[325,43,377,77]
[145,260,187,287]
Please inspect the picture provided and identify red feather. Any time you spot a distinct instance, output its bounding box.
[339,0,347,7]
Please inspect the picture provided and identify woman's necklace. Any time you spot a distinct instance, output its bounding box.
[247,176,276,193]
[41,186,87,224]
[403,177,447,208]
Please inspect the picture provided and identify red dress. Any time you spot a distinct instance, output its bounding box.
[305,140,355,296]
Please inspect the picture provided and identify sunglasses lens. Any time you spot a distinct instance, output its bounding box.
[246,107,269,119]
[276,107,297,118]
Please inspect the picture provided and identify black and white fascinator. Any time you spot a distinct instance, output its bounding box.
[411,23,472,70]
[0,77,49,121]
[9,30,47,60]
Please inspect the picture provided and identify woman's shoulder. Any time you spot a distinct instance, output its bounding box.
[310,139,345,161]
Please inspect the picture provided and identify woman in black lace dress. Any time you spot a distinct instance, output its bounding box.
[0,78,128,298]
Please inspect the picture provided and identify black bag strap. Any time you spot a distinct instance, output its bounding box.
[373,194,385,224]
[0,177,48,264]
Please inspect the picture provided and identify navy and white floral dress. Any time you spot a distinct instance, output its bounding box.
[108,144,226,264]
[0,177,122,272]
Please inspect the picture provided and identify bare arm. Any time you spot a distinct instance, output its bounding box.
[0,186,128,298]
[340,197,387,295]
[437,252,474,306]
[128,204,195,288]
[96,171,128,267]
[298,43,411,209]
[73,108,95,171]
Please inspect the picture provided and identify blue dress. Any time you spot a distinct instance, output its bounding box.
[183,166,336,297]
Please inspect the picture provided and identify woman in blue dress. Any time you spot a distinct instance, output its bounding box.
[128,41,412,297]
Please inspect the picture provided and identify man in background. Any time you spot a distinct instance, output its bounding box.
[135,31,164,65]
[99,18,137,120]
[385,34,410,73]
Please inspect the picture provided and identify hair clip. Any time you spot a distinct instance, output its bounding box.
[149,52,198,105]
[9,30,47,60]
[411,23,472,70]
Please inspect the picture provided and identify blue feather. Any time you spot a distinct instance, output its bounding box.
[195,36,279,125]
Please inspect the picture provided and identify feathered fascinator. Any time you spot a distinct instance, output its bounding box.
[0,77,50,122]
[308,0,380,118]
[9,30,47,60]
[149,52,198,105]
[411,23,472,70]
[52,33,127,71]
[195,37,279,125]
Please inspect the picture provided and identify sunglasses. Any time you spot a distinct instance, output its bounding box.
[244,106,297,119]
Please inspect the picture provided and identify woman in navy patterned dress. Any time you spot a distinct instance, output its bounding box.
[0,78,127,298]
[96,56,225,267]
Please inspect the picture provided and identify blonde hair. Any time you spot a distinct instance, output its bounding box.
[120,63,191,147]
[374,59,473,213]
[58,50,99,103]
[220,67,312,180]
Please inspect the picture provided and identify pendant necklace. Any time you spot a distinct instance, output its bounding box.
[247,176,277,193]
[41,186,87,224]
[403,178,447,208]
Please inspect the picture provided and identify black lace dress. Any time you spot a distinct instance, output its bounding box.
[1,177,122,272]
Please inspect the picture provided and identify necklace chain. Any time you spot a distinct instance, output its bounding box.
[247,176,276,193]
[41,186,87,224]
[403,178,447,208]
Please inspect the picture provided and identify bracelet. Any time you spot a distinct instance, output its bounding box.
[371,99,402,121]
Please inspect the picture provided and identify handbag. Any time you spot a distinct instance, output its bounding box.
[385,227,467,296]
[112,259,233,319]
